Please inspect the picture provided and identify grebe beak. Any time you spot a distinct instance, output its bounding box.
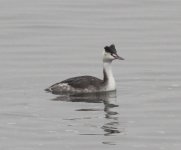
[112,53,124,60]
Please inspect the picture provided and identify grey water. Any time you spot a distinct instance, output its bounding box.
[0,0,181,149]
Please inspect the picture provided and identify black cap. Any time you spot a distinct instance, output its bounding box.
[104,44,117,54]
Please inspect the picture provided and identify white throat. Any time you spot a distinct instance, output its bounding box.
[103,61,116,91]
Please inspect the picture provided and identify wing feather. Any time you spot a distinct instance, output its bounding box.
[60,76,102,89]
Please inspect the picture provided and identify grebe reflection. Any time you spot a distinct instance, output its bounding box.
[51,91,122,137]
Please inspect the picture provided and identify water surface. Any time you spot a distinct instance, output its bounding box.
[0,0,181,149]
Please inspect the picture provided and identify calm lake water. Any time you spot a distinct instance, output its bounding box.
[0,0,181,149]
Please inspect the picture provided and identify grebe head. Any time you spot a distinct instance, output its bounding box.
[103,44,124,62]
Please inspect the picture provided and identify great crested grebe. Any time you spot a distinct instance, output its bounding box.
[45,44,124,94]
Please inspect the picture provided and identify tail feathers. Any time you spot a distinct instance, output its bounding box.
[45,87,52,92]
